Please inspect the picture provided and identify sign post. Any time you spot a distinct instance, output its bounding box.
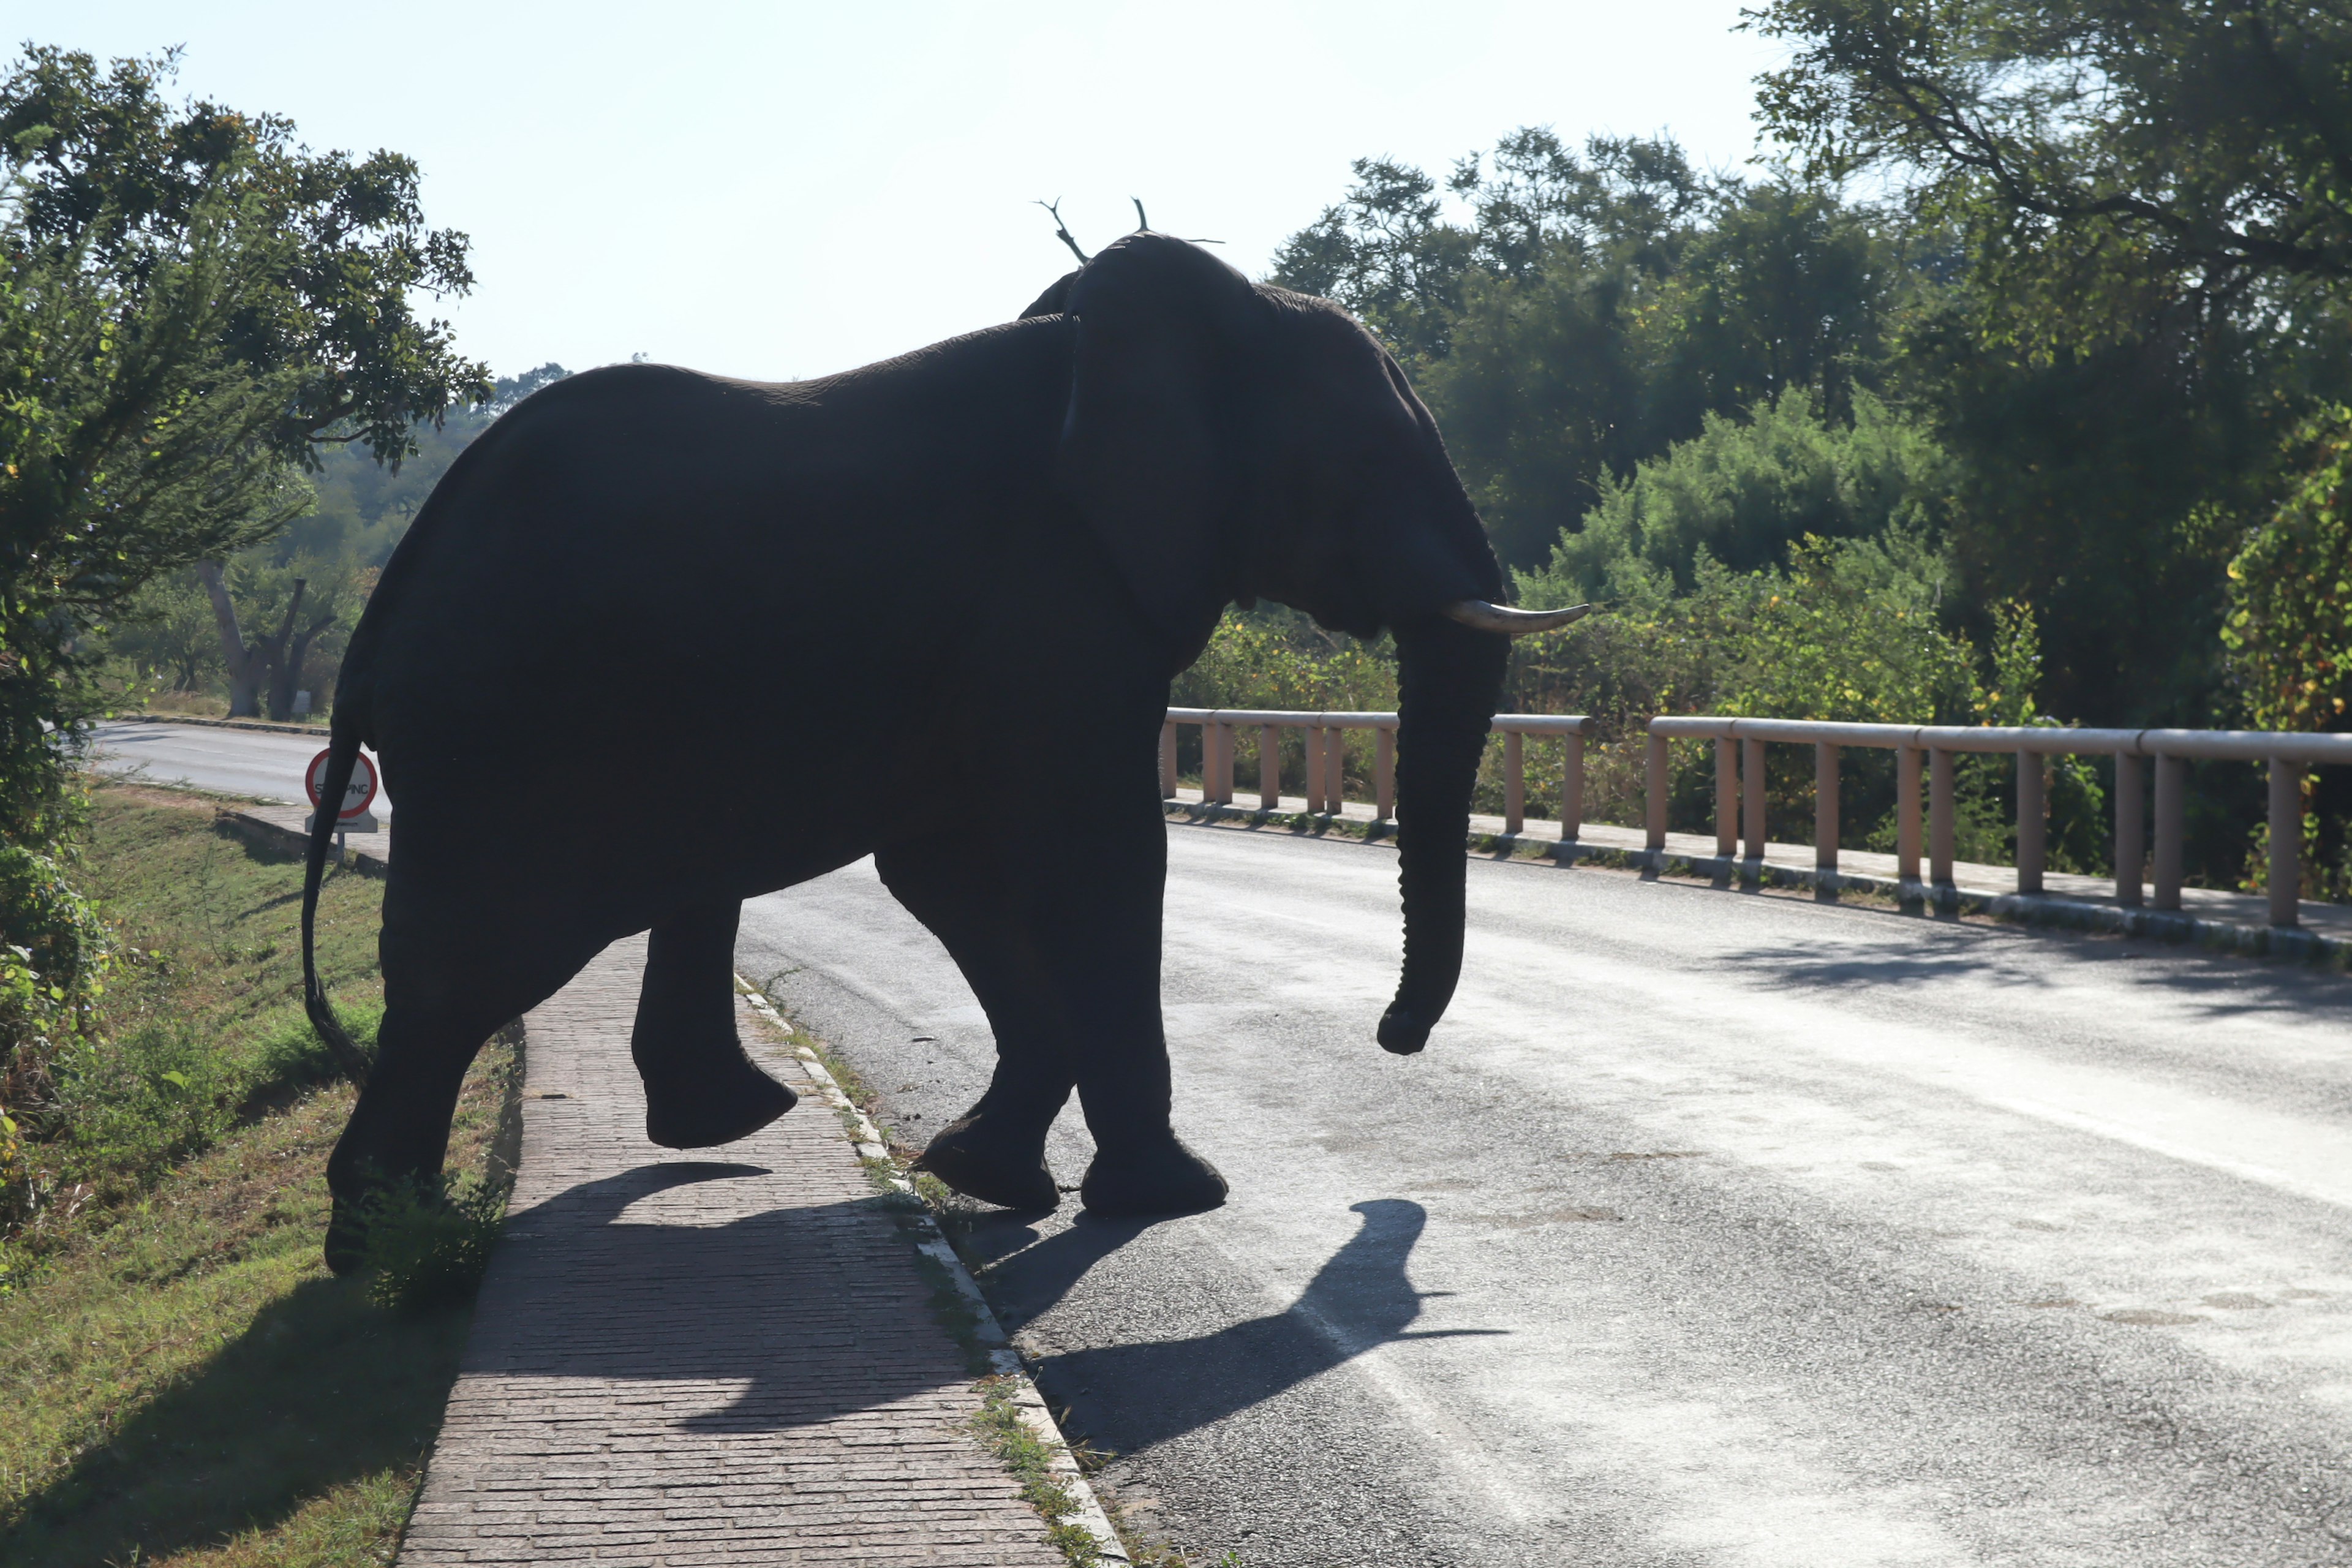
[305,748,380,859]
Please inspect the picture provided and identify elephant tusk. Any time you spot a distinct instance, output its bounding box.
[1440,599,1593,636]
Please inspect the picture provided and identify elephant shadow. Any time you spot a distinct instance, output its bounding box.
[474,1161,978,1431]
[984,1197,1502,1456]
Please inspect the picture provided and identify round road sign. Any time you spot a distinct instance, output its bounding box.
[305,748,379,821]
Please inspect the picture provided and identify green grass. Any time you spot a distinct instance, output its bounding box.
[0,785,517,1566]
[968,1375,1106,1568]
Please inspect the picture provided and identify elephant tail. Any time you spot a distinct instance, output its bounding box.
[303,714,373,1084]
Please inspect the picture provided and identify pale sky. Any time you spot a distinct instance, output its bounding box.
[21,2,1784,382]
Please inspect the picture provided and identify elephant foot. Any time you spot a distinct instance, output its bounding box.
[324,1199,369,1276]
[1080,1134,1227,1218]
[644,1066,797,1149]
[914,1117,1058,1211]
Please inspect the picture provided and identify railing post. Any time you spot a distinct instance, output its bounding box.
[1562,729,1585,843]
[1504,728,1525,834]
[2016,750,2045,895]
[1930,748,1955,889]
[1742,736,1767,862]
[1897,745,1922,883]
[1306,726,1326,812]
[1714,737,1738,859]
[2113,752,2144,907]
[1646,730,1668,853]
[1209,721,1234,805]
[2153,753,2185,911]
[1325,727,1345,813]
[2271,756,2302,928]
[1375,726,1396,821]
[1815,742,1839,873]
[1161,718,1177,799]
[1259,724,1280,811]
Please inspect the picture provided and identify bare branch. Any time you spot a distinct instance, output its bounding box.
[1034,198,1089,263]
[1133,197,1148,231]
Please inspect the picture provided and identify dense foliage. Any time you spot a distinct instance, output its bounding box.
[0,47,483,1152]
[0,45,486,812]
[102,363,565,716]
[1218,2,2352,888]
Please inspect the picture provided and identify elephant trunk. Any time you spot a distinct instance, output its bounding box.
[1376,614,1509,1055]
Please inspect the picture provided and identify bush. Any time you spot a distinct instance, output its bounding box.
[1530,390,1956,602]
[0,848,110,1210]
[354,1172,506,1316]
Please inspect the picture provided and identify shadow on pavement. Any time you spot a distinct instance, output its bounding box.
[1001,1198,1503,1456]
[466,1161,973,1431]
[1731,932,2352,1020]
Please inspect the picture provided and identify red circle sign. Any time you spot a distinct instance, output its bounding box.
[306,748,379,820]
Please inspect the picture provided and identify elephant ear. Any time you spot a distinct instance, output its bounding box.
[1058,233,1262,651]
[1020,270,1080,318]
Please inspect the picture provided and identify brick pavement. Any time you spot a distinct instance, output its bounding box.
[397,938,1068,1566]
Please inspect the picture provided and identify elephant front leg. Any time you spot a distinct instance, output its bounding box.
[879,811,1226,1219]
[1059,952,1227,1219]
[633,900,796,1148]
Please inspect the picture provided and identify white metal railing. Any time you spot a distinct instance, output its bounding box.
[1164,707,2352,930]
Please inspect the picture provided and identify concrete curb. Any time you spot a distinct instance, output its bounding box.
[224,807,390,871]
[115,711,332,737]
[1165,799,2352,971]
[737,984,1131,1566]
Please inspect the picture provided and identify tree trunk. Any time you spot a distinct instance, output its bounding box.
[277,614,331,722]
[198,561,266,718]
[263,579,307,721]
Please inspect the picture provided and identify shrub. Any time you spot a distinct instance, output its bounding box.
[355,1172,507,1316]
[0,848,110,1215]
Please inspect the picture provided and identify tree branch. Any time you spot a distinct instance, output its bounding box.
[1035,198,1089,263]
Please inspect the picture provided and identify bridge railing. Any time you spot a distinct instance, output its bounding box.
[1163,708,1592,836]
[1648,717,2352,929]
[1165,706,2352,930]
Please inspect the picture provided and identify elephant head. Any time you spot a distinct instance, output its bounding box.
[1031,232,1581,1055]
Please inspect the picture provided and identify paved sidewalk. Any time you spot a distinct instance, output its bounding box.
[397,938,1066,1566]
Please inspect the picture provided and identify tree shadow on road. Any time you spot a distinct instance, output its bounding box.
[986,1198,1504,1456]
[1729,932,2352,1020]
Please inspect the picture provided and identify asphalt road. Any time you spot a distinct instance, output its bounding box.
[740,825,2352,1568]
[88,719,384,813]
[110,722,2352,1564]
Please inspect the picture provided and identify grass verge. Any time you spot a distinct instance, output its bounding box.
[0,783,518,1567]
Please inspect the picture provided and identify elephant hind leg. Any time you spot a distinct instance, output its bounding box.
[633,900,796,1149]
[326,897,594,1275]
[876,837,1068,1212]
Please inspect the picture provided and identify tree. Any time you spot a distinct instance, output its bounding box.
[1749,0,2352,723]
[1269,130,1915,568]
[108,568,221,693]
[1751,0,2352,337]
[0,159,302,841]
[1,47,487,467]
[0,47,483,837]
[197,552,366,719]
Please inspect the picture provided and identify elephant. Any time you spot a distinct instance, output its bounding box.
[300,231,1582,1272]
